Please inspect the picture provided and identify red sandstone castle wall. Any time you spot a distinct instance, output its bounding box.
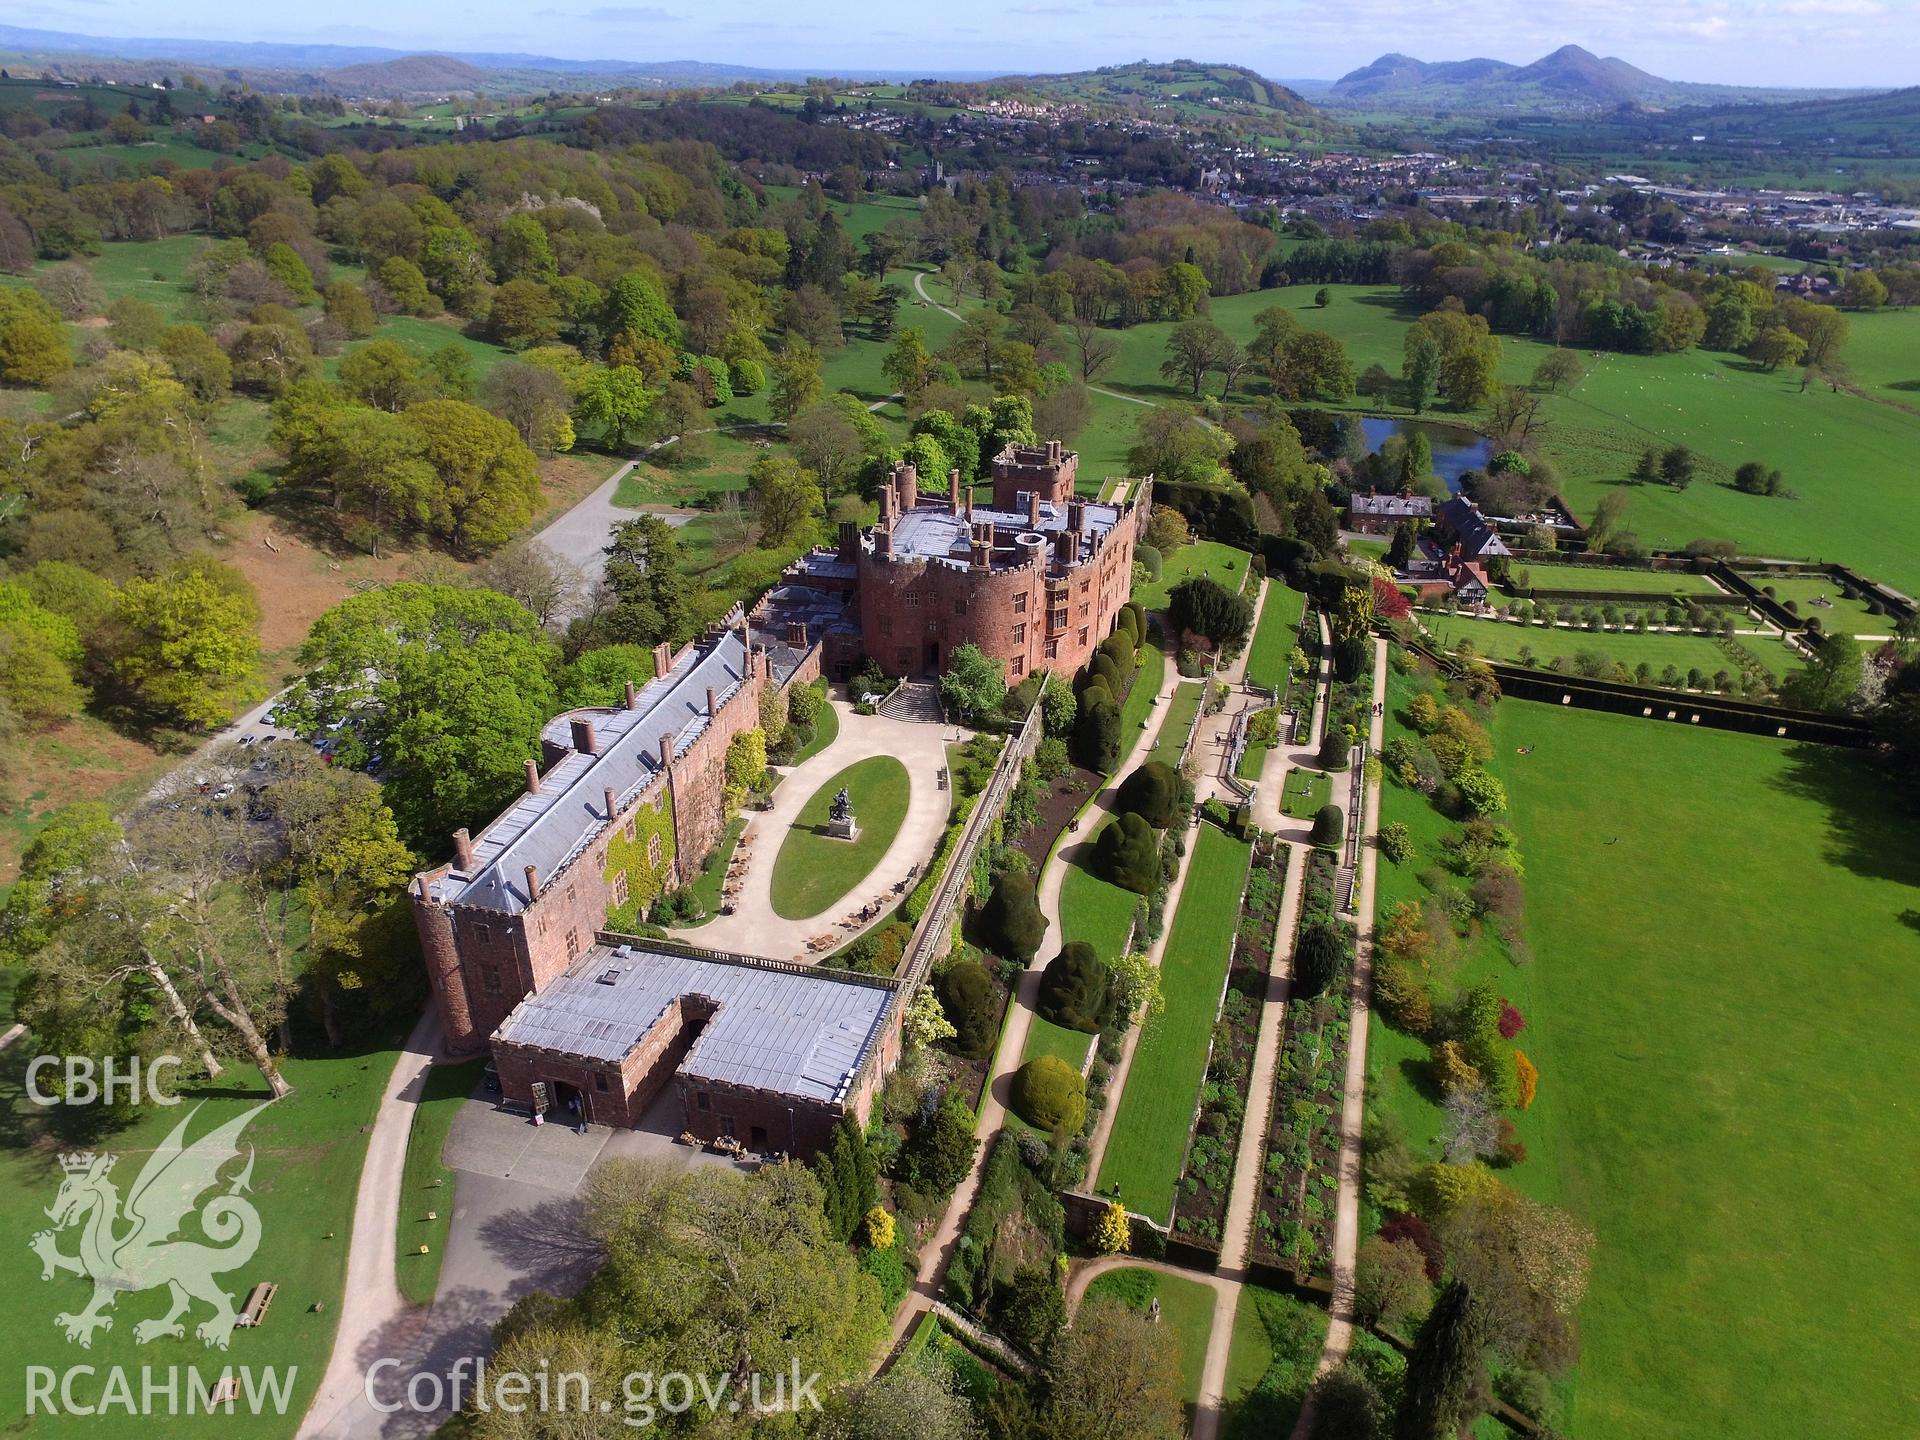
[856,495,1142,682]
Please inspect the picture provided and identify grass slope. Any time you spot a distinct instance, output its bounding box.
[394,1056,487,1305]
[1492,703,1920,1439]
[0,1049,398,1436]
[1081,1266,1218,1406]
[1245,582,1307,693]
[1423,613,1802,680]
[1096,823,1251,1223]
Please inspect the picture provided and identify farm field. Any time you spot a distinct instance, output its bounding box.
[1422,613,1803,680]
[1095,822,1250,1224]
[0,1049,398,1437]
[1486,699,1917,1439]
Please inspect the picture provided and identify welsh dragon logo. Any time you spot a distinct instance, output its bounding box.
[30,1102,266,1350]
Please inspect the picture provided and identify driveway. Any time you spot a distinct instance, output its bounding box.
[677,701,965,962]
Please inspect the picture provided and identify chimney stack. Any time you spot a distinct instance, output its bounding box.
[838,519,860,563]
[651,640,673,676]
[524,759,541,795]
[1047,439,1062,464]
[786,620,807,647]
[623,679,638,710]
[705,686,718,716]
[896,461,917,513]
[1027,489,1042,528]
[949,468,963,513]
[523,864,541,902]
[452,828,474,869]
[1068,499,1085,534]
[569,716,598,755]
[604,786,617,820]
[659,732,674,768]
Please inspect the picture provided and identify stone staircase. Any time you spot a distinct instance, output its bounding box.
[879,680,945,725]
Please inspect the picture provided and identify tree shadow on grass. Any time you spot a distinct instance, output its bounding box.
[1768,742,1920,894]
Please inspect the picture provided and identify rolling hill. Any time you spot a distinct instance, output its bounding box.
[1327,44,1870,112]
[981,61,1320,128]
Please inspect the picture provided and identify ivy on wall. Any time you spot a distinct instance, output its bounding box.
[604,788,677,931]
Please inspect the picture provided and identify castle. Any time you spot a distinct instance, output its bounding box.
[407,440,1146,1154]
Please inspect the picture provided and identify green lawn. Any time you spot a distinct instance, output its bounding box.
[1281,766,1332,821]
[394,1056,487,1305]
[1096,823,1252,1223]
[1245,582,1307,693]
[789,687,840,764]
[1222,1286,1331,1440]
[1135,540,1252,611]
[0,1049,399,1436]
[1511,564,1726,596]
[1058,853,1140,960]
[1494,704,1920,1440]
[769,755,910,920]
[1118,641,1168,747]
[612,427,767,508]
[1147,682,1204,769]
[1371,689,1920,1440]
[1423,613,1802,681]
[1235,710,1277,783]
[1744,574,1897,636]
[1082,1266,1218,1407]
[674,814,747,927]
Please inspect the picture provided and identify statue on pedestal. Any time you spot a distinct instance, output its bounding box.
[827,785,859,841]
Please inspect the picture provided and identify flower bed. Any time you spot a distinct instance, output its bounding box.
[1251,849,1356,1278]
[1172,833,1288,1245]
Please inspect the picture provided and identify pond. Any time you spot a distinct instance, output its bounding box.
[1358,417,1494,492]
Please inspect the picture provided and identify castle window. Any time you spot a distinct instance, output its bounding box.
[1080,578,1090,594]
[566,884,577,904]
[1078,626,1089,646]
[565,927,580,957]
[647,831,663,870]
[879,615,893,636]
[482,968,500,995]
[475,923,492,944]
[1050,607,1067,631]
[1045,639,1059,659]
[612,870,629,907]
[594,1073,608,1092]
[1013,592,1028,614]
[1010,655,1025,677]
[1011,622,1026,645]
[953,597,967,615]
[696,1091,710,1111]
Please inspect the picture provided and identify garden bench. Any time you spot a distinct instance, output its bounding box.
[237,1281,277,1328]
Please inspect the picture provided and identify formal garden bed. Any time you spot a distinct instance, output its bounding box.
[1172,832,1288,1246]
[1251,849,1355,1278]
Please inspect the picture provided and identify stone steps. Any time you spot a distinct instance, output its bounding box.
[878,680,945,725]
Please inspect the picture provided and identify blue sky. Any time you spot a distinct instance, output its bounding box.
[9,0,1917,85]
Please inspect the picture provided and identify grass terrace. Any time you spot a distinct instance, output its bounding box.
[769,755,910,920]
[1509,564,1726,596]
[1280,767,1332,822]
[1147,682,1205,769]
[1135,540,1252,611]
[1245,583,1308,694]
[1119,641,1169,744]
[1423,613,1802,682]
[1095,823,1252,1223]
[1744,574,1898,637]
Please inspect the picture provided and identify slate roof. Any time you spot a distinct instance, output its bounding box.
[883,497,1122,569]
[495,941,895,1105]
[1435,497,1511,558]
[427,630,749,914]
[1350,492,1434,520]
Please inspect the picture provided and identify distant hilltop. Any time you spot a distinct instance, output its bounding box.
[1326,44,1872,111]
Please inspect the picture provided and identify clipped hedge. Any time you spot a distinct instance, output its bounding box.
[1012,1055,1087,1134]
